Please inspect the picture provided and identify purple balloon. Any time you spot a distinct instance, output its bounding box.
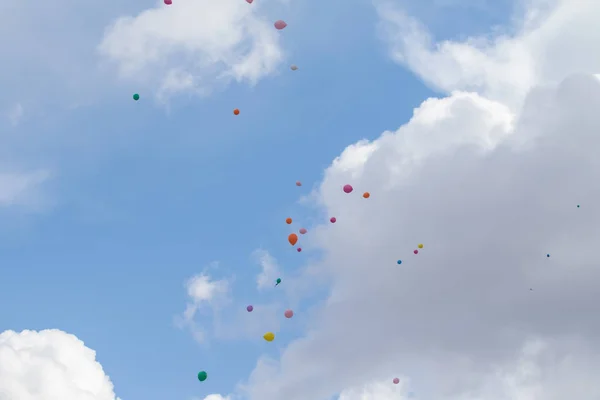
[413,250,418,254]
[343,184,353,193]
[274,20,287,30]
[164,0,172,4]
[299,228,307,234]
[393,378,399,384]
[297,247,302,252]
[330,217,336,223]
[246,305,253,312]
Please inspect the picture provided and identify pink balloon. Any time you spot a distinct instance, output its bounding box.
[393,378,399,384]
[274,20,287,30]
[343,184,353,193]
[296,181,302,186]
[413,250,418,254]
[164,0,172,4]
[284,309,294,318]
[330,217,336,223]
[297,247,302,252]
[299,228,307,234]
[246,0,253,3]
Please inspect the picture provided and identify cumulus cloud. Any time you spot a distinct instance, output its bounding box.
[254,249,281,290]
[178,273,230,342]
[98,0,284,98]
[0,329,120,400]
[236,2,600,399]
[375,0,600,109]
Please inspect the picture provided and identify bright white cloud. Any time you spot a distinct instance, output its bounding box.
[254,249,281,290]
[98,0,284,98]
[0,329,120,400]
[0,170,51,208]
[238,1,600,399]
[178,273,230,342]
[375,0,600,109]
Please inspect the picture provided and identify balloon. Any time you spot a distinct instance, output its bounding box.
[164,0,172,4]
[363,192,370,198]
[413,250,418,254]
[393,378,399,384]
[263,332,275,341]
[577,204,580,208]
[133,93,140,101]
[284,309,294,318]
[197,371,207,381]
[297,247,302,252]
[290,65,298,71]
[246,0,253,3]
[296,181,302,186]
[299,228,307,234]
[247,305,253,312]
[274,20,287,30]
[343,184,353,193]
[330,217,336,223]
[288,233,298,245]
[397,260,402,264]
[547,254,550,257]
[286,217,292,224]
[418,243,423,249]
[275,278,281,286]
[233,108,240,115]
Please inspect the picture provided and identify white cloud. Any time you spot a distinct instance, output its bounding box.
[178,273,230,342]
[0,329,120,400]
[0,170,51,208]
[254,249,281,290]
[375,0,600,109]
[6,103,23,126]
[237,1,600,399]
[98,0,284,98]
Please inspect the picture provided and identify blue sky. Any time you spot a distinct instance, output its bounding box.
[8,1,600,400]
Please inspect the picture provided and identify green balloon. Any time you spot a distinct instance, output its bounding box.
[133,93,140,101]
[276,278,281,284]
[197,371,207,381]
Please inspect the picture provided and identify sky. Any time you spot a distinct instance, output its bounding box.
[1,0,600,399]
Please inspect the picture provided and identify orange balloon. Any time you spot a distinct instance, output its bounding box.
[233,109,240,115]
[288,233,298,246]
[363,192,370,198]
[286,217,292,224]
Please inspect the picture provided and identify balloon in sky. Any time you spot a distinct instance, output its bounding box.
[246,0,253,3]
[246,305,253,312]
[363,192,370,198]
[197,371,207,382]
[297,247,302,252]
[133,93,140,101]
[274,20,287,30]
[263,332,275,341]
[299,228,307,234]
[330,217,336,223]
[418,243,423,249]
[296,181,302,186]
[343,184,353,193]
[286,217,292,224]
[164,0,172,4]
[577,204,580,208]
[284,309,294,318]
[233,108,240,115]
[414,250,418,254]
[288,233,298,246]
[393,378,399,384]
[547,254,550,257]
[397,260,402,264]
[290,65,298,71]
[275,278,281,286]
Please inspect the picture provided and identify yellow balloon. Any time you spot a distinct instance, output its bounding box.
[418,243,423,249]
[263,332,275,342]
